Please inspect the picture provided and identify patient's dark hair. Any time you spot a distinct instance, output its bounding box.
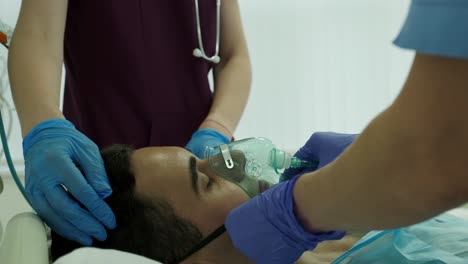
[51,144,203,264]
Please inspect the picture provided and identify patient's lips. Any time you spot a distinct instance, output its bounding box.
[258,180,271,193]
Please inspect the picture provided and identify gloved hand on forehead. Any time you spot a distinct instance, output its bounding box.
[23,119,116,245]
[186,128,231,159]
[281,132,358,182]
[225,175,345,264]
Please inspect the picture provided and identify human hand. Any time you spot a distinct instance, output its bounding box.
[281,132,357,182]
[225,175,345,264]
[23,119,116,245]
[185,128,230,158]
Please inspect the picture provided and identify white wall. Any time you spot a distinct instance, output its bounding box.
[0,1,413,165]
[236,0,414,150]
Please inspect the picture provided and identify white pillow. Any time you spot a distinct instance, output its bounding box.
[53,247,162,264]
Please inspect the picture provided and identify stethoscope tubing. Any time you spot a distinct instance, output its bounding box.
[193,0,221,63]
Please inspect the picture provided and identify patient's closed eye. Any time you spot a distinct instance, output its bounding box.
[190,156,200,194]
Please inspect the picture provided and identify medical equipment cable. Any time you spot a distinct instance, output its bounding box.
[175,225,227,264]
[0,108,31,207]
[0,94,14,159]
[193,0,221,64]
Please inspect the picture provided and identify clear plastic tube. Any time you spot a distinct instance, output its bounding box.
[290,157,318,169]
[270,148,318,171]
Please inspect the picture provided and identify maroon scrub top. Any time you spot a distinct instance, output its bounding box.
[63,0,217,149]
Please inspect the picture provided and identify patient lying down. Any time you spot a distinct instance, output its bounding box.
[51,145,361,264]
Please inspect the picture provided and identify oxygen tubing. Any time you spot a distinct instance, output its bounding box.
[0,108,31,206]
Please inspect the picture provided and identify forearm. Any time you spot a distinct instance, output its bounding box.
[9,33,64,136]
[8,0,67,137]
[294,110,459,232]
[201,55,251,138]
[294,54,468,233]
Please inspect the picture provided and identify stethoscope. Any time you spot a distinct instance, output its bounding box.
[193,0,221,64]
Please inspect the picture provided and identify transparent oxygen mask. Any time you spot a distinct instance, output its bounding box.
[205,137,317,198]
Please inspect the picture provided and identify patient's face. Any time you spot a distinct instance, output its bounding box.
[132,147,249,235]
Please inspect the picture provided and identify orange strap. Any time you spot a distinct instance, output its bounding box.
[0,31,7,45]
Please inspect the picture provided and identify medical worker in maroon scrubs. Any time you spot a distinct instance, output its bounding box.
[8,0,251,245]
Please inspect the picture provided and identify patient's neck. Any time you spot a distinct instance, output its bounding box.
[183,233,254,264]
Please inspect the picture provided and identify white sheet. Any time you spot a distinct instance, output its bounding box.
[53,247,162,264]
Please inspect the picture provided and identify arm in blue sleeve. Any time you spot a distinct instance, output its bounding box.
[394,0,468,59]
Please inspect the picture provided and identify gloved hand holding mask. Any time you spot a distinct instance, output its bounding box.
[281,132,357,181]
[221,133,356,264]
[179,137,324,264]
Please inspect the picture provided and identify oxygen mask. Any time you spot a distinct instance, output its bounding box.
[205,137,317,197]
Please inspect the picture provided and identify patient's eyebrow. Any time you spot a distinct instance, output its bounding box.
[189,156,199,195]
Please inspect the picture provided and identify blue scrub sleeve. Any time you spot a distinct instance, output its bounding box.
[394,0,468,59]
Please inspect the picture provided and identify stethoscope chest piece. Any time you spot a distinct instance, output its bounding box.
[193,0,221,64]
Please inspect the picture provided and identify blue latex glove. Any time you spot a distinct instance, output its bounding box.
[281,132,358,182]
[225,175,345,264]
[23,119,116,245]
[185,128,230,158]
